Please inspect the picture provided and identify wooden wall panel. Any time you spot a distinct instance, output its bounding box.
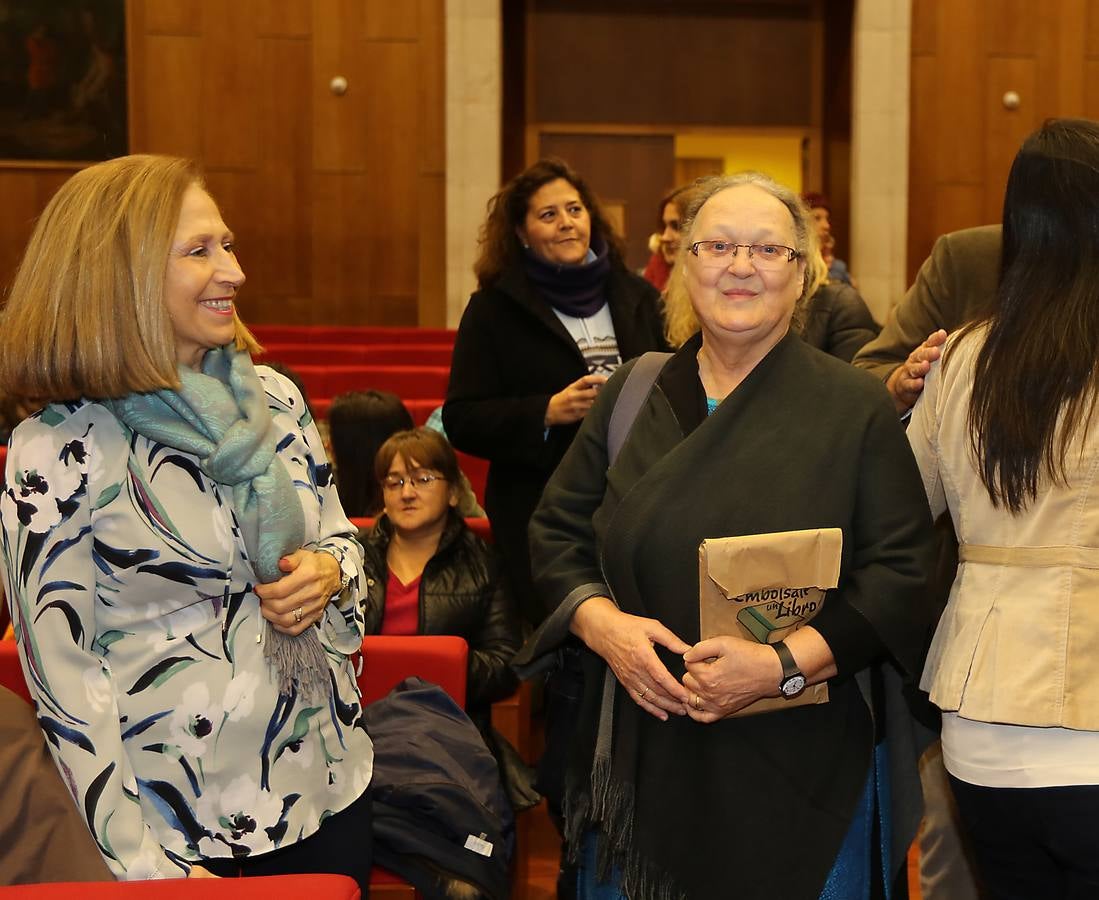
[986,0,1036,55]
[312,0,371,172]
[312,173,374,315]
[1087,0,1099,56]
[0,0,446,327]
[142,36,204,157]
[201,1,261,169]
[364,0,419,41]
[910,0,937,55]
[418,0,445,175]
[1085,59,1099,120]
[531,5,815,127]
[145,0,201,35]
[984,57,1038,222]
[907,0,1097,283]
[418,172,446,327]
[255,0,312,38]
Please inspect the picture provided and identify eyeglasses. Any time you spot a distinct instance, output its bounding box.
[689,241,801,269]
[382,471,446,492]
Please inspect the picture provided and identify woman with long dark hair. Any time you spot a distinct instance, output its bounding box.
[443,158,668,629]
[909,117,1099,898]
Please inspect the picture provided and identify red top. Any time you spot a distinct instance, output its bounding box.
[381,568,422,635]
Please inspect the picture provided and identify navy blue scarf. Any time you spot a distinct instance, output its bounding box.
[522,236,612,318]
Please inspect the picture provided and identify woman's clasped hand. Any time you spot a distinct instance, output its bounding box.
[254,549,344,635]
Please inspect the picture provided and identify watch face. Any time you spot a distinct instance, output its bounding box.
[781,674,807,698]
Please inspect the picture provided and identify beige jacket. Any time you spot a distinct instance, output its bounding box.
[909,330,1099,730]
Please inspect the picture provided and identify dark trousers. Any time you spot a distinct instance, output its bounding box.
[202,785,373,891]
[949,776,1099,900]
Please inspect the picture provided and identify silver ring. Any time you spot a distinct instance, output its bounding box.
[294,606,304,624]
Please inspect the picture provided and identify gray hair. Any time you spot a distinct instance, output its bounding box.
[663,171,824,347]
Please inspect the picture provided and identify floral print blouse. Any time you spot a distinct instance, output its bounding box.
[0,370,372,880]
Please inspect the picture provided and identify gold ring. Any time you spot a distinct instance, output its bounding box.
[637,686,649,701]
[294,606,304,624]
[692,693,702,711]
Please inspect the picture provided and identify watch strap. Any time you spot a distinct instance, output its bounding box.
[772,639,800,679]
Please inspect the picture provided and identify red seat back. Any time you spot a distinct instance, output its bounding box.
[357,635,467,707]
[294,365,450,401]
[260,343,453,367]
[250,325,455,345]
[0,874,362,898]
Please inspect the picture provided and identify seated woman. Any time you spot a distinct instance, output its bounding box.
[330,389,482,518]
[664,201,880,363]
[359,427,535,809]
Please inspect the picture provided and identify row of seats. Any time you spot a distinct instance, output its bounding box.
[260,344,455,367]
[250,326,456,346]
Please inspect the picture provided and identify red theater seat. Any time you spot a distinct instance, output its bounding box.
[313,398,440,426]
[0,875,362,899]
[357,635,467,707]
[260,344,454,368]
[250,326,455,346]
[293,366,450,402]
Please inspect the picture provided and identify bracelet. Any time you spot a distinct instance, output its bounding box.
[315,545,351,598]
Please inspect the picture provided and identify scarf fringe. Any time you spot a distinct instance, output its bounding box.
[264,626,330,702]
[564,755,686,900]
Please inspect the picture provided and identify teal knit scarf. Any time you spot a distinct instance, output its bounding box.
[105,344,328,700]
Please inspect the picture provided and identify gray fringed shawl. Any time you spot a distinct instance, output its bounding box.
[105,344,329,700]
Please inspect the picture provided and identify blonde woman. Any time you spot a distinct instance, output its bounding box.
[0,156,372,885]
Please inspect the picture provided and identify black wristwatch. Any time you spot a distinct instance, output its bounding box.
[772,640,807,699]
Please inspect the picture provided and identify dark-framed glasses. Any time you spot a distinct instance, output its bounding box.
[689,241,801,269]
[382,471,446,492]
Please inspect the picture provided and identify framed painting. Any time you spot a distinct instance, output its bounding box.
[0,0,127,164]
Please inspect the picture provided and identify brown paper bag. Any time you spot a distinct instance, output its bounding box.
[699,527,842,717]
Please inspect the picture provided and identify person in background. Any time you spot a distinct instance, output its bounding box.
[330,389,415,518]
[0,154,372,886]
[909,118,1099,900]
[359,427,536,810]
[664,185,880,363]
[641,185,691,292]
[853,226,1001,414]
[443,157,668,898]
[803,191,855,285]
[526,171,934,899]
[330,389,482,519]
[443,157,668,630]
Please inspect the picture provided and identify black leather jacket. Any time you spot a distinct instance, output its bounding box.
[359,511,521,708]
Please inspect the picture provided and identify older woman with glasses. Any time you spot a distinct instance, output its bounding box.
[524,172,935,899]
[664,197,880,363]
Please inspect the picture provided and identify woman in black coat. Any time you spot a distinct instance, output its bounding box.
[442,158,668,630]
